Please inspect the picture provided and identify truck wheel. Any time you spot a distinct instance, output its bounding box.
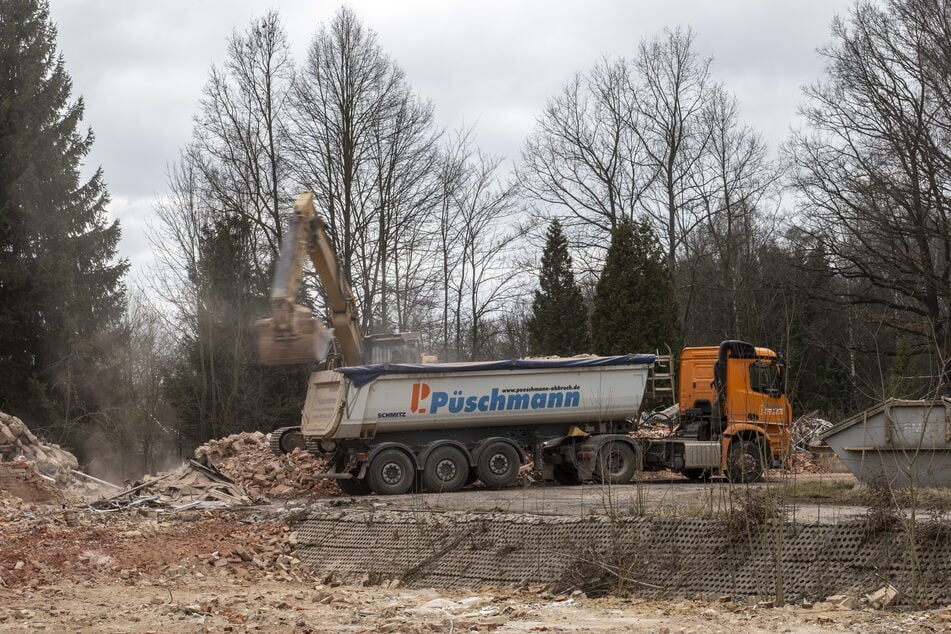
[422,446,469,492]
[476,442,520,488]
[726,439,765,483]
[682,468,711,482]
[595,442,637,485]
[367,449,415,495]
[336,476,371,496]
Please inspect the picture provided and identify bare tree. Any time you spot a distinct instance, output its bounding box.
[454,152,523,359]
[789,0,951,389]
[430,128,523,360]
[632,27,713,279]
[682,84,780,336]
[434,128,476,356]
[114,293,177,475]
[519,58,655,270]
[518,28,715,282]
[364,87,441,333]
[288,7,440,333]
[193,10,293,287]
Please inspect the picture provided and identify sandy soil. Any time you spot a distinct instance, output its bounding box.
[2,574,948,633]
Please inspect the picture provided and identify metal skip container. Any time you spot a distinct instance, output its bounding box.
[820,398,951,488]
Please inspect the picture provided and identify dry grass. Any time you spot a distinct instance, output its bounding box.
[720,488,783,538]
[780,479,855,501]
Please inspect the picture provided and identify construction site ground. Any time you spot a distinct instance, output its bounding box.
[3,476,951,632]
[1,501,948,633]
[3,422,950,632]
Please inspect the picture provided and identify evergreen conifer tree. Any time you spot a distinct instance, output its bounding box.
[526,220,590,355]
[0,0,127,438]
[591,218,679,355]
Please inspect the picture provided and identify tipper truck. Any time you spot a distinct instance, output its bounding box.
[259,193,793,494]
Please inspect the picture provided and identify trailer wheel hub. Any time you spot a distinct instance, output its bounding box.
[487,452,510,476]
[435,458,458,482]
[381,462,404,485]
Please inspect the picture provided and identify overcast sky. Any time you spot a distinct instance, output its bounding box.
[48,0,852,279]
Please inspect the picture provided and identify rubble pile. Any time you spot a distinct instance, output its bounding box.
[0,411,79,484]
[194,431,338,499]
[0,460,66,506]
[791,411,834,452]
[791,450,824,473]
[631,420,673,439]
[88,459,253,512]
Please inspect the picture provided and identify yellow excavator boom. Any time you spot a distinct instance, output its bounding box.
[255,192,364,366]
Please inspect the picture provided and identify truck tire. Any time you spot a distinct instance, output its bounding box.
[422,446,469,492]
[367,449,415,495]
[726,439,765,483]
[476,442,520,488]
[336,476,371,496]
[595,442,637,485]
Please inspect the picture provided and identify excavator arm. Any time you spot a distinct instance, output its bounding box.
[303,197,365,365]
[255,192,364,366]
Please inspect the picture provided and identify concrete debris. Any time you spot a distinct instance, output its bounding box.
[0,460,66,505]
[1,418,344,515]
[791,450,825,474]
[791,410,834,452]
[866,584,899,609]
[194,431,338,499]
[825,594,858,610]
[81,429,346,512]
[0,411,79,484]
[631,417,673,439]
[88,459,252,512]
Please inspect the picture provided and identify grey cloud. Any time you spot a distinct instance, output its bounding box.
[49,0,851,274]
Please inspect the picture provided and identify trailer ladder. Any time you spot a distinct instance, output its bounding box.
[648,346,675,403]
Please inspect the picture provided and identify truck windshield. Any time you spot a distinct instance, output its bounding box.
[750,361,782,397]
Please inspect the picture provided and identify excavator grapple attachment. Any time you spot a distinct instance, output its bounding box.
[255,304,334,365]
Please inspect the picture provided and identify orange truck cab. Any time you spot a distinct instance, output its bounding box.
[642,340,792,482]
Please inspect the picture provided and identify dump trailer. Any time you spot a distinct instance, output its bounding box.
[282,340,791,495]
[300,355,656,495]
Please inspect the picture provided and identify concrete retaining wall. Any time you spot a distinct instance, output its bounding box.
[293,509,951,605]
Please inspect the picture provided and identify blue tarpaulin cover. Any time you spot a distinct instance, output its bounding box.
[338,354,657,387]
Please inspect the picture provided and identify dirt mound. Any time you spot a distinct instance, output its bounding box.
[194,432,338,499]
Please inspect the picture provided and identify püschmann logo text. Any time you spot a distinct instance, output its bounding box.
[410,382,581,414]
